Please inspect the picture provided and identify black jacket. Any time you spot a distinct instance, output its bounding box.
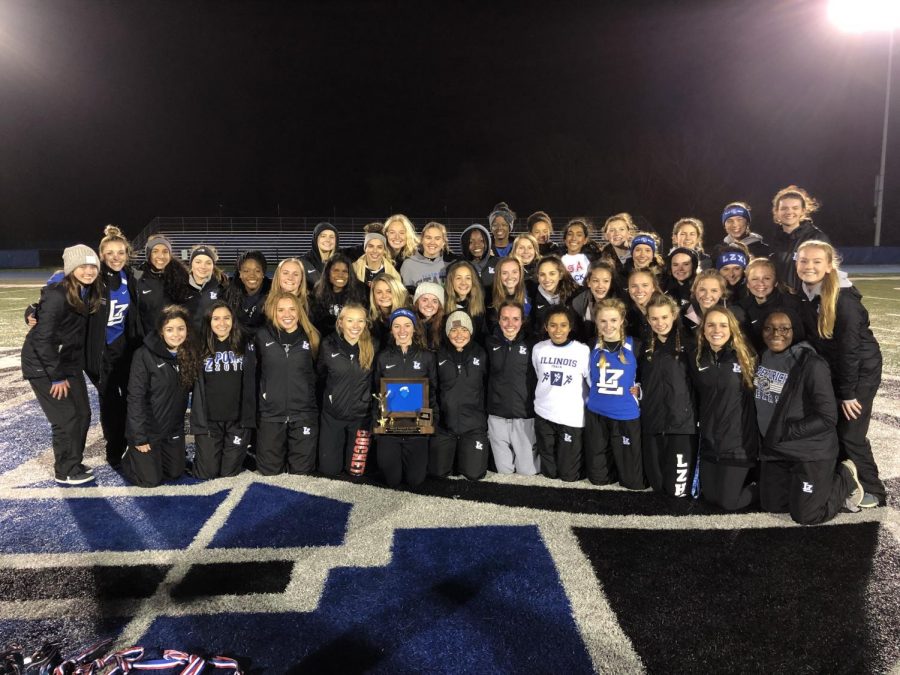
[637,330,696,435]
[85,266,143,387]
[255,324,318,421]
[758,343,838,463]
[302,222,340,289]
[737,288,802,353]
[799,285,882,400]
[225,274,272,338]
[190,338,258,434]
[132,261,192,337]
[373,344,439,424]
[436,342,488,434]
[687,345,759,464]
[485,326,537,419]
[770,221,830,291]
[317,331,376,420]
[126,333,189,445]
[21,284,89,382]
[183,275,226,332]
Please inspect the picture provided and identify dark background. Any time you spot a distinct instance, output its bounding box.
[1,0,897,248]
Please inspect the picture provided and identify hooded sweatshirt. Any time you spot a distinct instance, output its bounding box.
[303,222,340,288]
[460,223,499,290]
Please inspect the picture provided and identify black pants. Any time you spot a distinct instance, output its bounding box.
[699,458,757,511]
[837,387,885,504]
[30,375,91,479]
[534,416,582,482]
[318,411,370,476]
[193,421,249,479]
[429,429,489,480]
[88,339,130,466]
[760,458,851,525]
[256,415,318,475]
[643,433,697,497]
[121,435,186,488]
[376,435,428,488]
[584,411,645,489]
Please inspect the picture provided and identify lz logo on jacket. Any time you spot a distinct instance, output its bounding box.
[413,361,421,370]
[472,358,480,366]
[209,292,217,299]
[302,341,310,350]
[519,346,527,355]
[303,427,312,436]
[733,363,742,373]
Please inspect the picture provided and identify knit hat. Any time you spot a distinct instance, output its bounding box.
[716,250,748,270]
[145,235,173,257]
[389,308,417,327]
[313,221,338,242]
[63,244,100,276]
[445,310,474,337]
[630,234,656,254]
[489,202,516,230]
[190,245,218,265]
[364,232,387,248]
[413,282,445,307]
[722,204,751,224]
[667,246,699,274]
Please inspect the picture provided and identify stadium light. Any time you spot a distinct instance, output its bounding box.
[829,0,898,247]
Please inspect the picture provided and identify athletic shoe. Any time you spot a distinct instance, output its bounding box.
[54,471,95,486]
[78,464,94,475]
[841,459,864,511]
[859,492,880,509]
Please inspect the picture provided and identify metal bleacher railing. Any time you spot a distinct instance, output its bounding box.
[133,216,606,265]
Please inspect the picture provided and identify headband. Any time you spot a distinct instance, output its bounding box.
[630,234,656,254]
[722,205,751,224]
[389,308,417,326]
[716,251,749,270]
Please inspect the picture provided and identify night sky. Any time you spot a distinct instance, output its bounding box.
[1,0,898,248]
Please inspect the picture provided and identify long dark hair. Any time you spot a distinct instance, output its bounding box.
[201,300,245,357]
[62,272,103,314]
[314,254,367,306]
[157,305,202,389]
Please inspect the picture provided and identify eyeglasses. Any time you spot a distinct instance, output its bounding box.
[763,326,793,335]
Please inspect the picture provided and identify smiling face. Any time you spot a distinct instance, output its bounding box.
[276,296,299,332]
[191,254,214,284]
[703,310,731,351]
[317,229,336,254]
[796,245,832,286]
[763,312,794,354]
[596,308,623,342]
[149,244,171,271]
[695,278,724,309]
[719,264,744,286]
[338,307,367,344]
[161,317,187,350]
[421,226,444,258]
[239,259,264,294]
[587,268,612,302]
[564,226,587,255]
[605,220,629,248]
[631,244,655,269]
[72,264,99,285]
[451,266,473,298]
[538,262,561,294]
[776,197,805,231]
[491,216,510,244]
[448,325,471,350]
[210,306,233,340]
[499,305,523,340]
[385,222,407,254]
[746,264,776,301]
[277,261,303,294]
[724,216,749,240]
[329,262,350,292]
[648,304,675,337]
[531,220,552,244]
[499,260,521,293]
[365,239,385,266]
[546,312,572,345]
[416,294,440,319]
[628,272,654,308]
[101,241,128,272]
[513,239,537,265]
[674,225,699,249]
[373,280,393,311]
[670,253,694,282]
[467,230,486,259]
[391,316,414,347]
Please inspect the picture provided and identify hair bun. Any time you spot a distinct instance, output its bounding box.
[103,224,122,237]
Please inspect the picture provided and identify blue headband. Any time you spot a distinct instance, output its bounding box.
[389,308,417,326]
[716,251,748,270]
[630,234,656,254]
[722,205,751,225]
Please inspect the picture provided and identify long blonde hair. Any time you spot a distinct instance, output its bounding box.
[445,260,485,317]
[337,303,374,370]
[383,214,420,260]
[491,257,526,309]
[265,258,310,318]
[697,307,756,388]
[268,291,320,358]
[797,240,839,339]
[368,273,409,322]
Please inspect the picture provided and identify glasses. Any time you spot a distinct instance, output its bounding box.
[763,326,793,335]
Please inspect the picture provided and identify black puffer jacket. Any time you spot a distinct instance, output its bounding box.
[21,284,89,382]
[485,326,537,419]
[373,344,438,424]
[637,329,696,435]
[126,333,189,445]
[769,221,830,290]
[190,338,258,434]
[687,345,759,463]
[317,331,376,421]
[436,341,488,434]
[255,324,318,421]
[758,343,838,463]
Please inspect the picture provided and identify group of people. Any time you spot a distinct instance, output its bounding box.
[20,184,886,524]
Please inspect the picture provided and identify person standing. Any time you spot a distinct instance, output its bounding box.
[769,185,830,290]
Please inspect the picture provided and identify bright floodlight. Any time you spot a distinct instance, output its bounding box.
[828,0,900,32]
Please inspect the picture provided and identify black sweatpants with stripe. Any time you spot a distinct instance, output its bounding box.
[534,416,582,482]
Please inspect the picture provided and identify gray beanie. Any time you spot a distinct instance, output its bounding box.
[413,282,445,307]
[445,310,474,337]
[146,235,173,257]
[63,244,100,276]
[364,232,387,248]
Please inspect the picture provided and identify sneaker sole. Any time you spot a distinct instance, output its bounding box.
[54,476,96,486]
[841,460,864,509]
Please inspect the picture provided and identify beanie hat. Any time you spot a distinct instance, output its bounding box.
[630,234,657,254]
[145,235,173,257]
[489,202,516,230]
[722,204,751,225]
[389,308,417,327]
[190,245,218,265]
[313,221,338,242]
[445,310,474,337]
[63,244,100,276]
[668,246,699,274]
[364,232,387,248]
[716,250,749,270]
[413,282,446,307]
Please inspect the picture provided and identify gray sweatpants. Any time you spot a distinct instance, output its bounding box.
[488,415,540,475]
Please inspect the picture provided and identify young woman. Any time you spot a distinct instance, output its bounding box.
[226,250,271,338]
[796,241,884,508]
[123,305,201,488]
[489,202,516,258]
[373,308,439,488]
[431,311,490,480]
[682,269,745,332]
[571,260,619,344]
[489,257,532,325]
[531,306,590,481]
[21,245,102,485]
[302,221,340,288]
[460,223,498,290]
[714,245,750,304]
[528,210,561,256]
[770,185,830,290]
[737,257,801,353]
[511,233,541,281]
[444,260,487,343]
[639,293,697,497]
[255,292,321,475]
[133,234,190,337]
[754,310,863,523]
[486,301,540,475]
[599,213,637,280]
[661,246,699,310]
[368,273,410,346]
[400,221,452,289]
[625,269,660,342]
[532,257,581,338]
[264,258,311,319]
[190,301,257,479]
[184,245,229,331]
[311,254,368,338]
[584,299,645,489]
[383,213,419,268]
[352,232,402,287]
[413,282,446,351]
[671,218,711,270]
[316,303,377,476]
[688,307,759,511]
[625,233,664,276]
[721,202,770,258]
[561,218,593,285]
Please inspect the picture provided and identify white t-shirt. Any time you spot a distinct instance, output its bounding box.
[532,339,591,427]
[561,253,591,285]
